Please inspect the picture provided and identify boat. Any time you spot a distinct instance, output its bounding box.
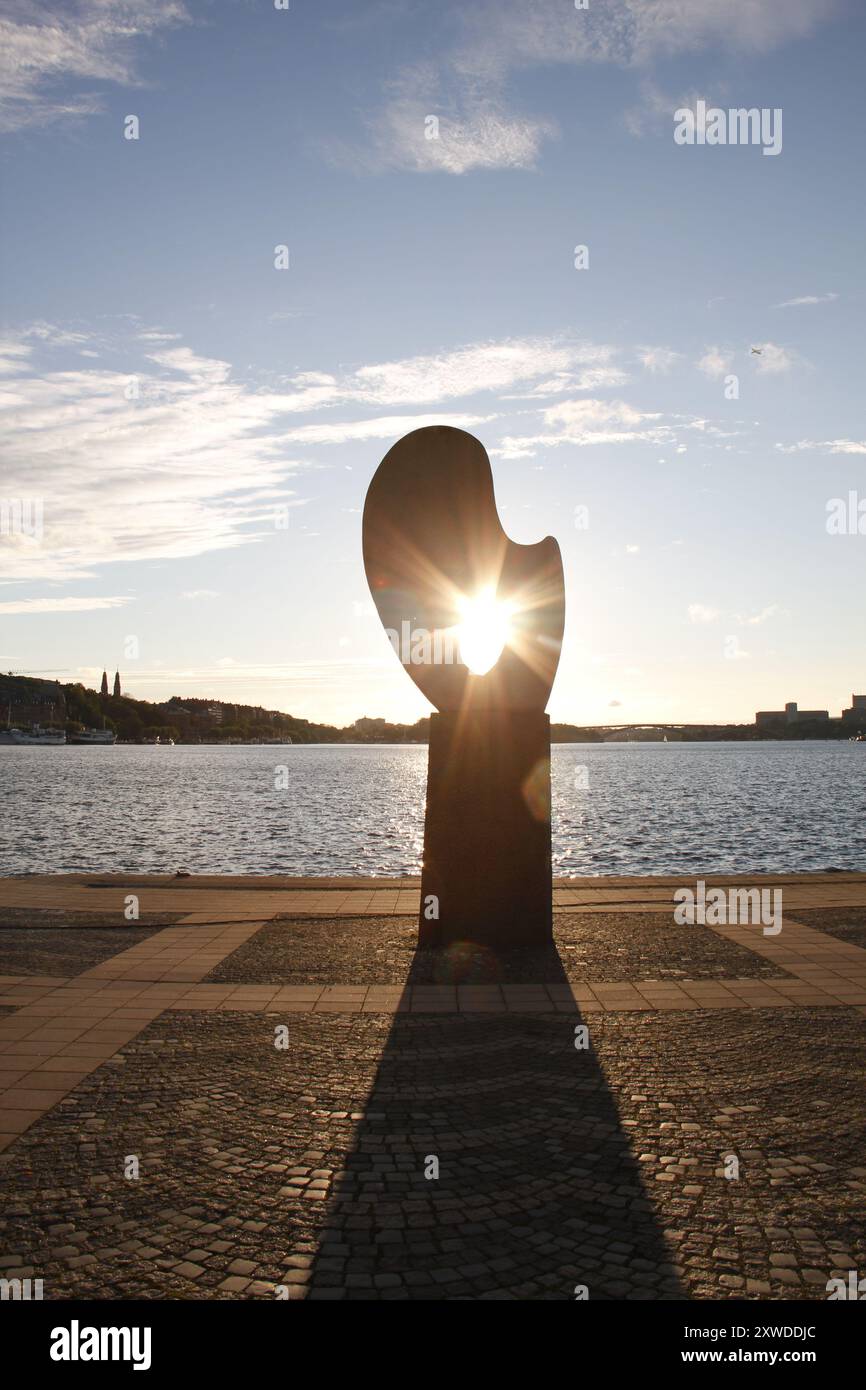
[0,724,66,745]
[68,728,117,745]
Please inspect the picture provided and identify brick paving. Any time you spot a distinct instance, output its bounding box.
[1,872,866,1300]
[0,926,166,978]
[208,911,787,985]
[788,907,866,949]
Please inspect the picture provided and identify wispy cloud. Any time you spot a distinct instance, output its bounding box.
[354,60,555,174]
[0,595,133,615]
[775,438,866,455]
[495,398,668,460]
[0,334,306,582]
[638,345,681,374]
[775,292,838,308]
[734,604,782,626]
[343,0,833,173]
[279,413,493,447]
[0,0,188,134]
[0,325,622,581]
[346,338,620,405]
[697,346,733,379]
[688,603,720,624]
[750,342,796,374]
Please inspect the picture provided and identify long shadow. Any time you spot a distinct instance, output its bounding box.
[303,939,685,1301]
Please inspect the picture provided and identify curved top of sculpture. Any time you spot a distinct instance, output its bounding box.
[362,425,565,713]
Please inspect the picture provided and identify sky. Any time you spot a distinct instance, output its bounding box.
[0,0,864,728]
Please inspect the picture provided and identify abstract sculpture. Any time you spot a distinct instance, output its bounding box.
[363,426,565,946]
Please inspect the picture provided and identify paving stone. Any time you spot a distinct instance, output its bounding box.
[205,913,788,986]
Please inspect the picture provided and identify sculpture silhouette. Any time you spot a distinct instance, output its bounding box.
[363,425,565,946]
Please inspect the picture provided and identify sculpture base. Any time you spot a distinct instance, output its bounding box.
[418,710,553,948]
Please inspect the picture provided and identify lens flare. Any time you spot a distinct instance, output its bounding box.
[456,586,514,675]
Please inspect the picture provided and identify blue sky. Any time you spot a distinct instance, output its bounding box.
[1,0,864,726]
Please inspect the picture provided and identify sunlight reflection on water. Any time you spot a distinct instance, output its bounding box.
[2,741,863,876]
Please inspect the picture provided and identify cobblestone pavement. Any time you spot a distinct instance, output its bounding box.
[2,877,866,1302]
[790,908,866,949]
[207,913,787,985]
[1,1007,863,1300]
[0,909,182,931]
[0,927,165,978]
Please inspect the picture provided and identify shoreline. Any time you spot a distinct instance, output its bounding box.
[2,870,866,916]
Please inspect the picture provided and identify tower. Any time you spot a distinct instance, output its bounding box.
[100,670,108,696]
[113,670,121,697]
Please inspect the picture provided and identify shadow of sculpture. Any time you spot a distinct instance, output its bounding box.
[302,942,684,1301]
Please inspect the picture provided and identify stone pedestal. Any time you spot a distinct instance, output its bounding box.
[418,709,553,947]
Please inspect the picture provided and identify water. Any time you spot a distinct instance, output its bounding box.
[1,742,863,877]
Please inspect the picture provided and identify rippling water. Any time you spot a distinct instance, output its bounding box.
[1,741,864,877]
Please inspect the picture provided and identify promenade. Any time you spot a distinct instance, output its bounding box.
[1,872,865,1300]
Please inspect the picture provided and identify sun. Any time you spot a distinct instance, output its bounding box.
[455,586,514,675]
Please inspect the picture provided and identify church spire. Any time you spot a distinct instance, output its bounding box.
[113,670,121,698]
[100,670,108,696]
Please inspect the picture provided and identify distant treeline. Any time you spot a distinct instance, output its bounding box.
[0,674,857,743]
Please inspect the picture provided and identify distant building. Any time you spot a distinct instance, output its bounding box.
[100,670,108,696]
[842,694,866,725]
[113,670,121,697]
[756,700,829,728]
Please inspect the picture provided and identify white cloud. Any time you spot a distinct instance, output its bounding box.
[347,338,616,406]
[0,338,32,375]
[279,412,493,447]
[697,346,733,379]
[181,589,219,600]
[637,345,681,373]
[501,366,628,398]
[496,398,669,459]
[735,604,781,626]
[0,335,307,582]
[137,329,184,343]
[775,292,838,308]
[544,399,652,431]
[0,1,188,134]
[347,0,832,173]
[359,62,555,174]
[0,325,625,582]
[688,603,719,624]
[0,595,132,615]
[775,438,866,455]
[751,342,796,374]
